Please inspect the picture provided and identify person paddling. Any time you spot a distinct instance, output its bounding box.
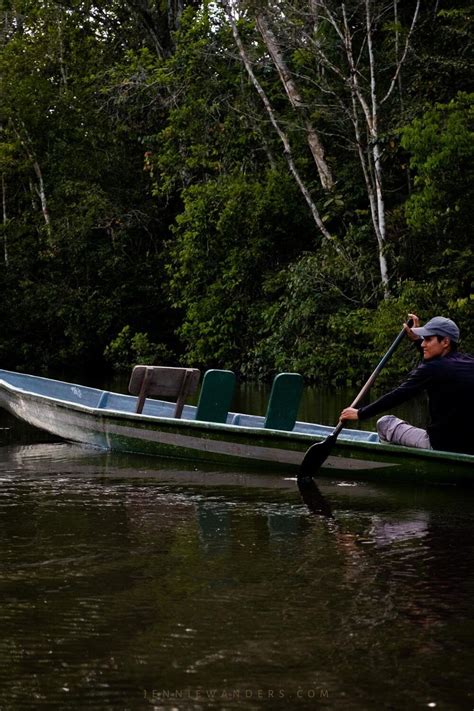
[340,314,474,455]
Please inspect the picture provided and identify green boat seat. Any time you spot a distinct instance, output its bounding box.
[264,372,304,431]
[195,369,236,423]
[129,365,201,417]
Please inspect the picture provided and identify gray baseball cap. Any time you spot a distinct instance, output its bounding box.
[412,316,460,342]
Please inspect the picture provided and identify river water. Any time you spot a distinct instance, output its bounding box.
[0,380,473,709]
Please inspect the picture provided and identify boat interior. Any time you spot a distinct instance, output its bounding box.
[0,367,379,444]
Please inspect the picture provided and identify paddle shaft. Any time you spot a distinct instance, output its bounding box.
[332,321,412,439]
[298,319,413,479]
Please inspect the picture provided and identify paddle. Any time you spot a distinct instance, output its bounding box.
[298,319,413,481]
[297,476,333,517]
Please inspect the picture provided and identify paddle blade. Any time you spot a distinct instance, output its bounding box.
[297,477,333,517]
[299,433,338,480]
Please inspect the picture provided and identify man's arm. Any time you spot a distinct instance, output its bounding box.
[356,364,433,421]
[340,313,425,422]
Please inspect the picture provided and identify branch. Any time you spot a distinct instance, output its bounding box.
[380,0,421,106]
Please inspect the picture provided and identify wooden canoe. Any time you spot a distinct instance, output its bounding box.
[0,368,473,484]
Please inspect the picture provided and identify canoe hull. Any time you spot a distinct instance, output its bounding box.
[1,369,473,484]
[0,384,382,471]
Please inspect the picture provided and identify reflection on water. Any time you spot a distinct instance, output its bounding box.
[0,436,473,709]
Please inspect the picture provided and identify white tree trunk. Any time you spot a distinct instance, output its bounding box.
[57,19,68,88]
[13,122,52,238]
[2,174,8,267]
[365,0,390,298]
[255,13,334,191]
[222,0,337,247]
[32,160,52,235]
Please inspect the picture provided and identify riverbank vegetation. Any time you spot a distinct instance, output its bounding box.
[1,1,472,384]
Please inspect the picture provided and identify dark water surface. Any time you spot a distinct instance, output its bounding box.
[0,383,473,709]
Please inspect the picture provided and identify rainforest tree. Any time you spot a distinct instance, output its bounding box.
[0,0,472,378]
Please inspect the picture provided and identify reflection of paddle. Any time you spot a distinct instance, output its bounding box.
[299,320,413,482]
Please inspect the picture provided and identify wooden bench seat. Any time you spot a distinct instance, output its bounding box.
[129,365,201,417]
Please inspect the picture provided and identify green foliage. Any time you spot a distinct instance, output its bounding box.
[0,0,177,372]
[242,250,370,382]
[245,268,474,385]
[401,93,474,292]
[402,94,473,233]
[164,168,314,369]
[104,326,174,371]
[0,0,472,387]
[409,6,474,107]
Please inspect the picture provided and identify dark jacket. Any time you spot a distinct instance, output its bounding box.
[358,350,474,454]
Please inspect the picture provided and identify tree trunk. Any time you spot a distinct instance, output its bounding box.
[2,174,8,267]
[32,160,52,235]
[12,122,52,238]
[255,13,334,191]
[222,0,341,251]
[365,0,390,298]
[336,1,391,298]
[57,18,68,88]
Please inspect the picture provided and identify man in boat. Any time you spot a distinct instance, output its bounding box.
[340,315,474,455]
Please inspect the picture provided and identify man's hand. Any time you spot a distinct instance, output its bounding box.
[404,312,421,341]
[340,407,359,421]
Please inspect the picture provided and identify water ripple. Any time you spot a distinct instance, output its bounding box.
[0,442,473,708]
